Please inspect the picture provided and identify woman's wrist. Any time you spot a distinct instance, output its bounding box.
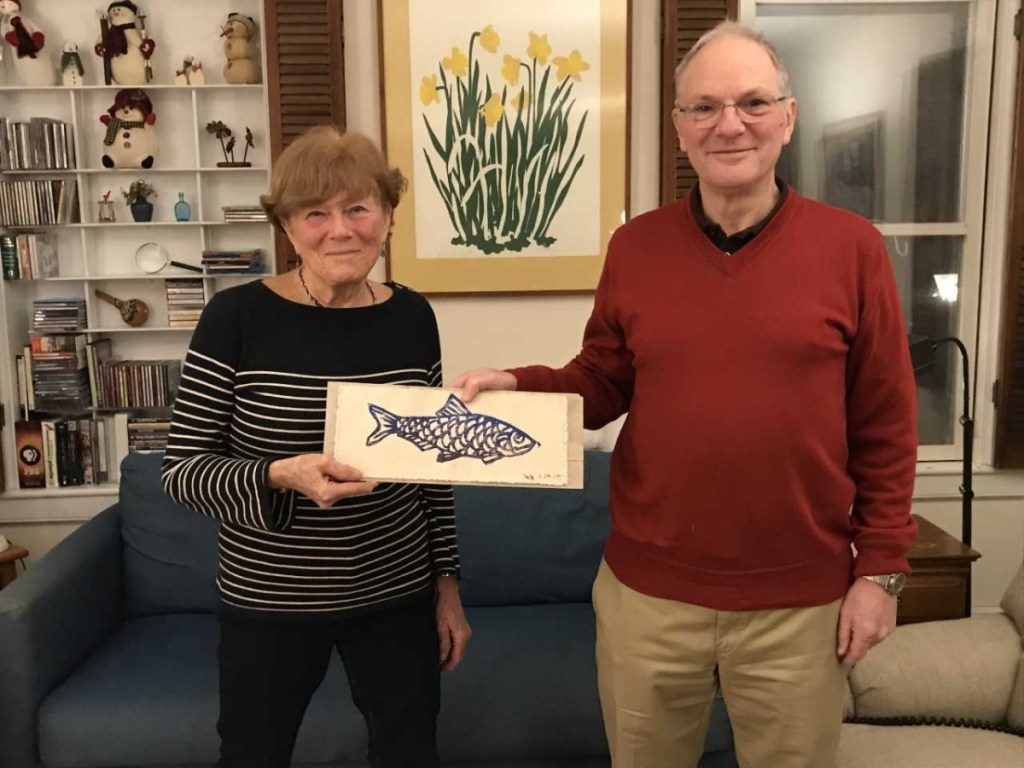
[267,458,291,491]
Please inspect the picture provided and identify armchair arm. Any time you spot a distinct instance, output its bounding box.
[0,504,124,768]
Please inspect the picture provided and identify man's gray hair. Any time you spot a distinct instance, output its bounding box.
[674,21,791,98]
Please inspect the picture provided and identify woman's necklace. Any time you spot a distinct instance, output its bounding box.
[298,266,376,308]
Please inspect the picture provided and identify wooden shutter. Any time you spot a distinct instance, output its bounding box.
[994,23,1024,468]
[264,0,347,271]
[660,0,738,204]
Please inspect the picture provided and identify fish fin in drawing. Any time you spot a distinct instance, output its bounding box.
[436,451,461,463]
[436,394,472,418]
[366,404,399,446]
[481,454,502,465]
[403,434,437,452]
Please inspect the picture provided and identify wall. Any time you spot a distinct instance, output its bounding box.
[2,0,1021,610]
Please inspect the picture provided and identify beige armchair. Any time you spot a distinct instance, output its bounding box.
[838,564,1024,767]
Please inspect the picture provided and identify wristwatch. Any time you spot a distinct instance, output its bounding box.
[862,573,908,596]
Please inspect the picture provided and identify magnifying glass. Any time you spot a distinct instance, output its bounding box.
[135,242,203,274]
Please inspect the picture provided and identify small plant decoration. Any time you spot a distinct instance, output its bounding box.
[120,178,157,205]
[205,121,255,167]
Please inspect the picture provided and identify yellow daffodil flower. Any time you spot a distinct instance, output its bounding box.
[527,31,551,65]
[419,74,440,106]
[501,55,521,86]
[553,49,589,82]
[479,25,500,53]
[442,47,468,78]
[480,93,505,127]
[511,90,530,111]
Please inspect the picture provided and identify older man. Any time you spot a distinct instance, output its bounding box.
[453,21,917,768]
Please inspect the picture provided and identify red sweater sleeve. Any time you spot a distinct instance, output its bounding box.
[510,233,634,430]
[846,234,919,576]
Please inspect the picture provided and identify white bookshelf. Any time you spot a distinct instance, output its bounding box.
[0,0,273,496]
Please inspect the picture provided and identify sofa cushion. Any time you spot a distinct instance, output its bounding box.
[455,451,611,607]
[849,614,1021,724]
[1009,654,1024,731]
[119,452,220,617]
[37,614,368,767]
[1001,564,1024,635]
[837,723,1024,768]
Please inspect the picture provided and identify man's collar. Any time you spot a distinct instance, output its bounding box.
[691,177,789,253]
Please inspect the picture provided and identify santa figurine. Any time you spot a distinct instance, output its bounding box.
[94,1,154,85]
[0,0,57,86]
[99,88,158,169]
[60,40,84,86]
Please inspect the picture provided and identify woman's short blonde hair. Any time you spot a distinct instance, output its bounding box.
[259,126,406,231]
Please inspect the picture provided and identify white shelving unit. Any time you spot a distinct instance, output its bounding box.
[0,0,273,496]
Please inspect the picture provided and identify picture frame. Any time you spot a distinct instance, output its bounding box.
[379,0,631,293]
[821,111,884,222]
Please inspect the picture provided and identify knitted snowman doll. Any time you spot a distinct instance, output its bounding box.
[60,40,84,86]
[94,0,154,85]
[221,12,259,85]
[99,88,158,169]
[0,0,56,86]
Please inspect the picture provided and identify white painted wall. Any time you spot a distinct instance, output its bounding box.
[2,0,1020,611]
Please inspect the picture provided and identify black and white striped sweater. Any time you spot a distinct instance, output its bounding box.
[161,281,458,618]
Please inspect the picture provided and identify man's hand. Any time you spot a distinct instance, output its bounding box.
[836,577,898,665]
[436,576,472,671]
[448,368,517,403]
[267,454,377,508]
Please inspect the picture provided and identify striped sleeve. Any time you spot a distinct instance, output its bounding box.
[161,293,295,531]
[420,331,459,576]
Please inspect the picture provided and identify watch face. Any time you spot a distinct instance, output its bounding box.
[891,573,908,592]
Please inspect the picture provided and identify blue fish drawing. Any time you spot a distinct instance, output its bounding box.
[366,394,540,464]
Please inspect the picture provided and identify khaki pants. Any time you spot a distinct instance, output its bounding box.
[593,560,848,768]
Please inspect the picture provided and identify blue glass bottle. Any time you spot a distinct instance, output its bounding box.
[174,193,192,222]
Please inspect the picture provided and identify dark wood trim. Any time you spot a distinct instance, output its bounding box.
[994,27,1024,468]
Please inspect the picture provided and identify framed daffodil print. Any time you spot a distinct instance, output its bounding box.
[379,0,631,293]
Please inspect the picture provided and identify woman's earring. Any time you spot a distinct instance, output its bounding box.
[379,243,386,260]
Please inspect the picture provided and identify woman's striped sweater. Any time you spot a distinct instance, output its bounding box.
[160,280,458,618]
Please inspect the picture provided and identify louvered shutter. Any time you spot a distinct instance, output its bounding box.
[994,30,1024,468]
[264,0,346,271]
[660,0,737,203]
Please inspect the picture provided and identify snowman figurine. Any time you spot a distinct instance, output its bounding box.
[0,0,57,86]
[94,0,154,85]
[59,40,84,86]
[99,88,157,169]
[221,12,259,85]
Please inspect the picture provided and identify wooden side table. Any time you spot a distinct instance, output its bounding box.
[898,514,980,625]
[0,544,29,590]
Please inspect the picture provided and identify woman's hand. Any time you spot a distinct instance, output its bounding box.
[268,454,377,508]
[448,368,517,403]
[436,576,472,671]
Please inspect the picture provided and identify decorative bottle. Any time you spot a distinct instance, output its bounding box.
[174,193,192,222]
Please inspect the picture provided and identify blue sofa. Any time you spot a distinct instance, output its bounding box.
[0,450,737,768]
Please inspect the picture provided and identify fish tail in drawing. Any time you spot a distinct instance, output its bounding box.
[366,404,400,446]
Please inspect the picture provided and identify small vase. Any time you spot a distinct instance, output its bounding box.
[130,200,154,222]
[174,193,192,222]
[97,200,116,222]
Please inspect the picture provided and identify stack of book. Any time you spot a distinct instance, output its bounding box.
[164,278,206,327]
[14,417,108,489]
[22,333,91,413]
[0,177,80,226]
[221,205,268,222]
[0,117,77,171]
[0,231,59,280]
[201,249,264,274]
[32,298,87,332]
[124,414,172,453]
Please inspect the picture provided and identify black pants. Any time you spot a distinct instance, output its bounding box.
[217,590,440,768]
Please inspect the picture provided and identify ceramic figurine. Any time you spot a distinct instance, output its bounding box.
[59,40,84,86]
[94,1,154,85]
[99,88,157,169]
[0,0,57,86]
[221,12,259,84]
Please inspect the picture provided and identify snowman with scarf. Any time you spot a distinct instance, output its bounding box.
[0,0,56,86]
[99,88,157,169]
[94,0,154,85]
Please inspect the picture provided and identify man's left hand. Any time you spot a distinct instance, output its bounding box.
[436,576,472,672]
[836,578,898,665]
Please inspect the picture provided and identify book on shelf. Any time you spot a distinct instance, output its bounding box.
[0,178,80,227]
[15,416,108,489]
[4,231,60,280]
[201,248,264,273]
[0,117,76,172]
[14,419,46,489]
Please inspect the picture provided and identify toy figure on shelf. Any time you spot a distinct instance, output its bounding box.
[59,40,84,86]
[173,54,204,86]
[94,1,154,85]
[0,0,57,86]
[99,88,158,169]
[205,121,254,167]
[220,11,259,84]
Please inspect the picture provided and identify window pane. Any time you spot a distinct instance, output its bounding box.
[760,4,969,223]
[887,236,963,445]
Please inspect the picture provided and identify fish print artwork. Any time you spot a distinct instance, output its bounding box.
[366,393,540,464]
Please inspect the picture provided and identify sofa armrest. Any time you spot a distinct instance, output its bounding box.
[0,504,124,768]
[849,613,1022,725]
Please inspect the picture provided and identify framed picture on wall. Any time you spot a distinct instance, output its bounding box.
[379,0,631,294]
[821,112,884,222]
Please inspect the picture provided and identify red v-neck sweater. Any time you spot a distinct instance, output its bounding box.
[511,190,918,610]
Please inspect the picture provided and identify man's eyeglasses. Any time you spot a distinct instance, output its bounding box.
[674,95,791,125]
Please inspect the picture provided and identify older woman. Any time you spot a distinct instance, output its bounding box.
[161,126,470,768]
